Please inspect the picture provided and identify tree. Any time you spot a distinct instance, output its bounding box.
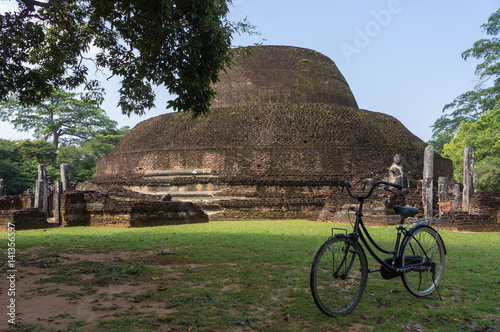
[0,90,119,149]
[0,139,57,194]
[0,139,23,194]
[429,9,500,152]
[429,9,500,191]
[0,0,255,117]
[442,108,500,191]
[57,127,129,183]
[0,128,127,194]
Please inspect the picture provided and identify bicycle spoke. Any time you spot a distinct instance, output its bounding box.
[311,237,367,316]
[401,226,445,297]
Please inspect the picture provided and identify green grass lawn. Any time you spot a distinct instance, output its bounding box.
[1,220,499,331]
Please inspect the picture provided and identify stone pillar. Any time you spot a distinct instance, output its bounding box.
[0,179,5,196]
[438,177,449,202]
[34,180,45,210]
[61,164,70,192]
[422,146,434,217]
[452,183,461,211]
[54,181,63,225]
[35,165,48,213]
[462,147,474,213]
[38,164,47,181]
[438,177,450,213]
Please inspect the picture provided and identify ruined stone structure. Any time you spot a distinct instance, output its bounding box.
[0,188,209,230]
[94,45,453,220]
[318,185,500,232]
[59,191,208,228]
[0,167,209,230]
[318,145,499,231]
[1,46,498,231]
[0,194,47,231]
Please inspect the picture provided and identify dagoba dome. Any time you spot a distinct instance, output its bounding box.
[95,46,452,220]
[210,46,358,109]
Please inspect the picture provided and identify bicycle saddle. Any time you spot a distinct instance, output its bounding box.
[393,205,418,217]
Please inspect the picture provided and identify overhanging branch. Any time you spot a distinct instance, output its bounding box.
[20,0,51,11]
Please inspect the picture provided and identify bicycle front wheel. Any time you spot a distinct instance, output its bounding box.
[310,237,368,317]
[400,226,445,297]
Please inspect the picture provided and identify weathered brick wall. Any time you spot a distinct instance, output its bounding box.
[21,194,34,209]
[217,195,326,220]
[60,192,91,226]
[469,192,500,219]
[0,196,23,210]
[0,195,35,211]
[95,104,453,186]
[319,186,499,228]
[440,212,498,232]
[441,212,496,224]
[210,46,359,109]
[319,187,406,225]
[0,209,48,231]
[60,191,208,227]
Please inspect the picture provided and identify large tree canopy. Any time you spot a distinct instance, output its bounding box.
[0,0,254,117]
[0,90,119,149]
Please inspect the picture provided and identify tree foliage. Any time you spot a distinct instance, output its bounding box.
[57,128,129,183]
[0,90,119,149]
[429,9,500,192]
[429,9,500,152]
[0,139,57,194]
[443,108,500,191]
[0,0,255,117]
[0,129,128,194]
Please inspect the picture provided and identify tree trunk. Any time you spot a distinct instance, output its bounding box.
[53,131,60,150]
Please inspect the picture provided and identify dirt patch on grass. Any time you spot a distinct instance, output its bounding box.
[0,249,188,331]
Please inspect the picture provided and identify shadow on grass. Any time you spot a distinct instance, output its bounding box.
[1,220,498,331]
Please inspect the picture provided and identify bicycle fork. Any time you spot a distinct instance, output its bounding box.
[332,241,358,279]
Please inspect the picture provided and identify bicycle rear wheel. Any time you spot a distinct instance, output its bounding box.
[310,237,368,316]
[400,226,445,297]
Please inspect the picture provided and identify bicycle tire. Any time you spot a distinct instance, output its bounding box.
[310,237,368,316]
[400,225,445,297]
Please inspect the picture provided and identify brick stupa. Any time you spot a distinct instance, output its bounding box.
[94,46,452,220]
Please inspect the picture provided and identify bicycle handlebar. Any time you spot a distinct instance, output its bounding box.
[344,180,402,200]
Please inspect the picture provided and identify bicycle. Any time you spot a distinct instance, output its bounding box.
[310,180,446,317]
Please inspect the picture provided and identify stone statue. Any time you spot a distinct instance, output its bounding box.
[389,154,409,188]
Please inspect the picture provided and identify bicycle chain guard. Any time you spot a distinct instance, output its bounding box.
[380,258,401,280]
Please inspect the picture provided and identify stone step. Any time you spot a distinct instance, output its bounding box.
[144,169,212,177]
[168,191,221,198]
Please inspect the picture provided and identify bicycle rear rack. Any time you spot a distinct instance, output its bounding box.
[408,209,442,233]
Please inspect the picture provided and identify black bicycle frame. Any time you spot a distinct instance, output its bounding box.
[350,199,407,273]
[342,180,438,274]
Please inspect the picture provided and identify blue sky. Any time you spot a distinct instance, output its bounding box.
[1,0,499,142]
